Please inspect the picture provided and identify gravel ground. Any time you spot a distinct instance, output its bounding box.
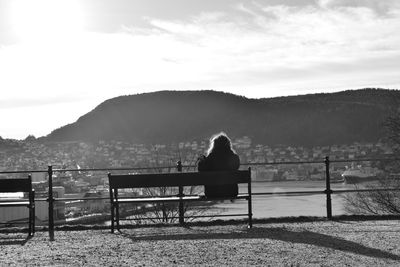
[0,220,399,266]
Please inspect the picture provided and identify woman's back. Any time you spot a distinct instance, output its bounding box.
[198,133,240,198]
[198,151,240,172]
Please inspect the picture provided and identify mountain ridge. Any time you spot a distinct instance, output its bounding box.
[44,88,400,146]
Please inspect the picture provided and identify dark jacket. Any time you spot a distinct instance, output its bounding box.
[198,150,240,198]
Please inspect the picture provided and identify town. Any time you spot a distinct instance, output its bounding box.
[0,135,396,186]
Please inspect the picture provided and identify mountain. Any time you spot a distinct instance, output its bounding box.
[44,89,400,146]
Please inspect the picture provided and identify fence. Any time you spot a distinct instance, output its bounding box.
[1,156,399,241]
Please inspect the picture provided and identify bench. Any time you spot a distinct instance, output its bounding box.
[0,175,35,236]
[108,168,252,232]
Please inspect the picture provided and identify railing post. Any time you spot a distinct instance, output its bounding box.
[247,167,253,228]
[47,165,55,241]
[177,161,185,225]
[324,156,332,220]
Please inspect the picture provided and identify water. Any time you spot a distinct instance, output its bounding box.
[110,181,358,225]
[210,181,355,219]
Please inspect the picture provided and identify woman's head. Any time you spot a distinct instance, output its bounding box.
[207,132,234,155]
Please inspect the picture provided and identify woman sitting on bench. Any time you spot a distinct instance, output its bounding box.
[198,132,240,198]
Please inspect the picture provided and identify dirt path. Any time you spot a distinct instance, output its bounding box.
[1,220,399,266]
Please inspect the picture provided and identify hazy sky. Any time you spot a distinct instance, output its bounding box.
[1,0,400,139]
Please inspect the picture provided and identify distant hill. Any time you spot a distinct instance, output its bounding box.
[44,89,400,146]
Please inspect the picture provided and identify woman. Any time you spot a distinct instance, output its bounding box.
[198,132,240,198]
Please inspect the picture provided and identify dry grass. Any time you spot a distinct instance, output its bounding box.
[1,220,400,266]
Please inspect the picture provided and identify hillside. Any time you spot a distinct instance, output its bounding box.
[44,89,400,146]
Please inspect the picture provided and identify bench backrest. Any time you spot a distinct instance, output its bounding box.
[108,169,251,189]
[0,176,32,193]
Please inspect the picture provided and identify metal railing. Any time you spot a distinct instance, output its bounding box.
[1,156,399,241]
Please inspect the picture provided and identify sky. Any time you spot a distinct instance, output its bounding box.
[0,0,400,139]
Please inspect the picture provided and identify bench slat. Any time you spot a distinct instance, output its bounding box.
[114,194,250,204]
[109,170,250,189]
[0,201,31,207]
[0,178,32,193]
[117,196,185,203]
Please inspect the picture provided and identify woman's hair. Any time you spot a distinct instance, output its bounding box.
[207,132,235,155]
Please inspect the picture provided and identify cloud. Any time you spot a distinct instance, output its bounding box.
[2,1,399,99]
[130,2,400,89]
[316,0,400,15]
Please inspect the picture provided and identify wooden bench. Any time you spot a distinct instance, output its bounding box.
[108,168,252,232]
[0,175,35,236]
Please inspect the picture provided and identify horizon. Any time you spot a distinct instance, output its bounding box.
[1,0,400,139]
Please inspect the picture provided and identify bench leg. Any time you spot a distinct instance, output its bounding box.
[28,206,32,236]
[116,203,120,231]
[178,186,185,226]
[32,206,35,236]
[110,203,115,233]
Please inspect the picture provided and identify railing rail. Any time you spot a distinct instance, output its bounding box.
[1,156,399,241]
[2,157,399,174]
[2,156,399,174]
